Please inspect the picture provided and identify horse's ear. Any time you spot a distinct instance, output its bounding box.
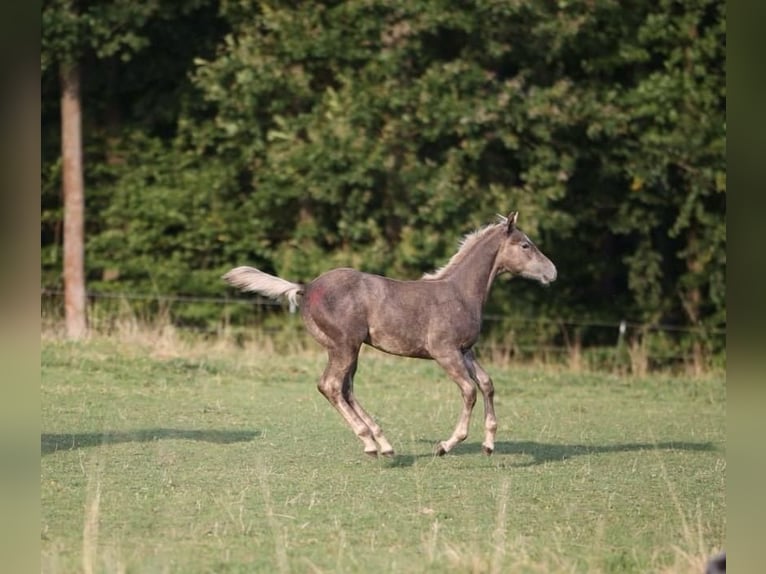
[506,211,518,234]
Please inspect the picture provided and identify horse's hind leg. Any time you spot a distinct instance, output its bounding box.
[464,351,497,455]
[433,351,478,456]
[317,348,380,456]
[343,361,395,457]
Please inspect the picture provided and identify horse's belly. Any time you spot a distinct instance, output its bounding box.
[365,326,431,359]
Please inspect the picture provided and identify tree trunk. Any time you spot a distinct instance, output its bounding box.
[681,283,704,377]
[60,62,88,339]
[680,228,705,376]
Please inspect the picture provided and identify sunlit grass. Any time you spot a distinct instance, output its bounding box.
[41,333,725,573]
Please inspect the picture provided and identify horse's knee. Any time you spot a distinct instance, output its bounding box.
[476,374,494,393]
[317,379,340,401]
[464,385,477,406]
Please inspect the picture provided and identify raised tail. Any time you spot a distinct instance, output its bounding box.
[222,266,303,308]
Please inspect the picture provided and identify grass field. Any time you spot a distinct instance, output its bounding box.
[41,333,725,573]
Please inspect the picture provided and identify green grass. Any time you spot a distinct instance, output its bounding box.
[41,335,725,573]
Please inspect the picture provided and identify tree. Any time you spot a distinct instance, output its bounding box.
[59,60,87,338]
[41,1,726,368]
[42,0,224,332]
[617,0,726,372]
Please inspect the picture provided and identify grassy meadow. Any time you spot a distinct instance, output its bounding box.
[41,332,725,573]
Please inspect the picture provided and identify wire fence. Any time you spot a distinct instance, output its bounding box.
[41,288,726,374]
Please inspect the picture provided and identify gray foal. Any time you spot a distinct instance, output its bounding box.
[224,211,557,457]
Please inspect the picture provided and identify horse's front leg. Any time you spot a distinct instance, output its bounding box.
[433,351,478,456]
[464,350,497,455]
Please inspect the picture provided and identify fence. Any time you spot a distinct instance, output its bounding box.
[41,288,725,375]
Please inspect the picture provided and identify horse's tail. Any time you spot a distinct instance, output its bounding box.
[222,266,303,308]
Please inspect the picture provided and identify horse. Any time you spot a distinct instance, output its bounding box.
[223,211,557,457]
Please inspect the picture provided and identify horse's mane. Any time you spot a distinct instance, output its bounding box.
[422,216,507,281]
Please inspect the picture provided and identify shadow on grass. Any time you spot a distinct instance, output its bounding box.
[391,439,719,467]
[486,439,718,467]
[41,429,260,455]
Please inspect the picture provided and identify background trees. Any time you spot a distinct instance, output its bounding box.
[41,0,725,368]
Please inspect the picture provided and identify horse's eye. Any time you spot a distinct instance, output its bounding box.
[521,242,530,250]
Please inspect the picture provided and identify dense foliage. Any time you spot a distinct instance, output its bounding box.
[42,1,725,365]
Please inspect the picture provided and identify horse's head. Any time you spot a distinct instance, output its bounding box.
[495,212,557,285]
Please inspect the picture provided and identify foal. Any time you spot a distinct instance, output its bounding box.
[224,211,556,457]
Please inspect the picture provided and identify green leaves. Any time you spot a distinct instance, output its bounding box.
[41,0,726,343]
[42,0,160,69]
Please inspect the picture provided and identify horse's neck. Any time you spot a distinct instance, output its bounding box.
[443,234,501,308]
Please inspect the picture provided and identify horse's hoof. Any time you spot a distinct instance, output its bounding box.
[434,443,448,457]
[481,445,494,456]
[364,449,379,458]
[380,449,395,458]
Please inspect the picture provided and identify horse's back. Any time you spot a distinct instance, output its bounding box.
[306,267,431,312]
[302,268,451,358]
[305,268,373,305]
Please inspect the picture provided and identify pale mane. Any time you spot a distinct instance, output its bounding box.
[422,217,507,281]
